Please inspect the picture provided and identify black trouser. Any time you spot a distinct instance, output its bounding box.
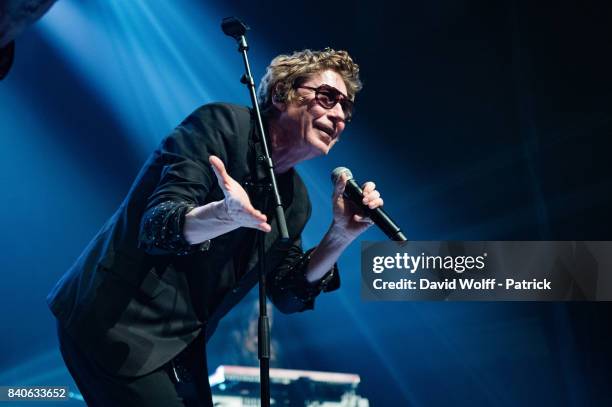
[57,321,213,407]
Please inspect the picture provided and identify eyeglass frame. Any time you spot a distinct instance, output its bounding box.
[296,84,354,122]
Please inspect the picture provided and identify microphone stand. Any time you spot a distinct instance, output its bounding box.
[221,17,289,407]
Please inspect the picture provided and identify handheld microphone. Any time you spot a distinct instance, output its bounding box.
[331,167,407,242]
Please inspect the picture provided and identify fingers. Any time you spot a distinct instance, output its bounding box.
[239,201,270,232]
[248,213,271,232]
[232,203,271,232]
[354,214,375,225]
[333,172,349,199]
[257,221,272,233]
[361,181,384,209]
[247,206,268,224]
[362,190,379,204]
[209,155,230,190]
[361,181,376,194]
[245,215,271,232]
[231,208,271,232]
[250,208,271,232]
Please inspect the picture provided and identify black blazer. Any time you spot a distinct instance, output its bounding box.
[47,103,337,376]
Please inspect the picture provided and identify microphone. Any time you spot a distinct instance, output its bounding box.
[221,17,249,40]
[331,167,407,242]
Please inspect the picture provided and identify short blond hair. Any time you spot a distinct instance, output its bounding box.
[257,48,362,117]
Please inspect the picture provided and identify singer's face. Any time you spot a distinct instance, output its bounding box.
[276,70,349,158]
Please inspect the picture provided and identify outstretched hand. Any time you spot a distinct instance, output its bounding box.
[209,155,271,233]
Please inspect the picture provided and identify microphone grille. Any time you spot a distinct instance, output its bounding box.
[331,167,353,184]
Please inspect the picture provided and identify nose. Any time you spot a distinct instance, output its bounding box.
[328,101,347,124]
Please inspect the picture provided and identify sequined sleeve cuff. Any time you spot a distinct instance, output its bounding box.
[139,200,211,256]
[272,247,340,307]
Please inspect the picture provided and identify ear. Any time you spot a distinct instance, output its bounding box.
[271,86,287,112]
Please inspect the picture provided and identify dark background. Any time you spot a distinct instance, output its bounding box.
[1,0,611,405]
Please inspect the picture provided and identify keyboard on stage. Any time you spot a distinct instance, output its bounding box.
[209,365,370,406]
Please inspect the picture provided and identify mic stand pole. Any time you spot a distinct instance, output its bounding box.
[221,17,290,407]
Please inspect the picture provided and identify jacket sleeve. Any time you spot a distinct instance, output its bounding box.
[137,104,240,255]
[267,237,341,314]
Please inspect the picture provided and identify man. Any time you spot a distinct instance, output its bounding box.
[48,48,384,406]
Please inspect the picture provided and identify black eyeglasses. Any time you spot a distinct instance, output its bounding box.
[297,84,354,122]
